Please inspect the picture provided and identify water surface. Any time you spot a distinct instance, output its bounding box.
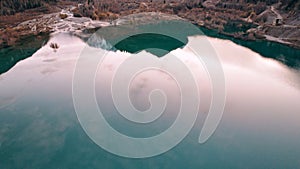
[0,21,300,169]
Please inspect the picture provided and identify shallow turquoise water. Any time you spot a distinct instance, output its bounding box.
[199,27,300,69]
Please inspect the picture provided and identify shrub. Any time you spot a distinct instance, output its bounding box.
[59,13,68,19]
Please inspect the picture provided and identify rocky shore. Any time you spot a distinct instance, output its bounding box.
[0,0,299,49]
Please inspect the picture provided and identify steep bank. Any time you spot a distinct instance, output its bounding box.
[0,0,299,49]
[1,1,299,56]
[68,0,300,48]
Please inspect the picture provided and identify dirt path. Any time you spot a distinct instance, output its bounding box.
[271,5,282,19]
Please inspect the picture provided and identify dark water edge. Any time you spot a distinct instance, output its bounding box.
[0,33,50,74]
[199,26,300,69]
[114,33,185,57]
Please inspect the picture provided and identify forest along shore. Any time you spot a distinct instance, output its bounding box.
[0,0,300,49]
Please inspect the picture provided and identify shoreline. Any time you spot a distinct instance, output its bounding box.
[1,0,300,50]
[1,8,299,50]
[0,7,299,74]
[0,14,299,76]
[1,14,300,50]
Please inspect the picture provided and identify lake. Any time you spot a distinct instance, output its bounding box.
[0,17,300,169]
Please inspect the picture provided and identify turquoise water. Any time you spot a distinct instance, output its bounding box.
[114,33,185,57]
[1,26,299,74]
[199,27,300,69]
[0,34,49,74]
[0,20,300,169]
